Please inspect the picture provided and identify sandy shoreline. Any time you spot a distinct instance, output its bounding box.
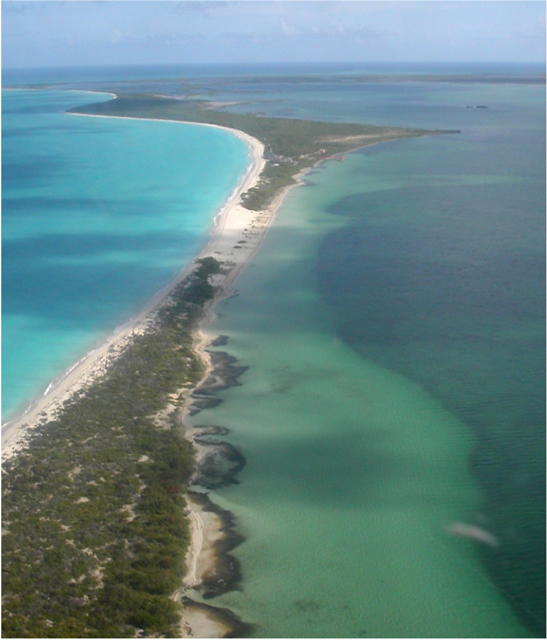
[1,113,265,459]
[0,108,285,637]
[2,99,349,636]
[2,101,397,636]
[172,168,306,637]
[3,87,455,637]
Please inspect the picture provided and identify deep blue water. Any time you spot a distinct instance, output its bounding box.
[318,132,546,632]
[3,61,544,86]
[153,64,544,633]
[174,68,545,635]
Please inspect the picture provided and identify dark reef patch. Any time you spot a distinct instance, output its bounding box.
[186,491,245,599]
[184,341,249,603]
[193,437,246,489]
[189,349,248,416]
[210,334,230,347]
[203,350,249,391]
[182,597,254,638]
[188,396,222,415]
[193,424,231,438]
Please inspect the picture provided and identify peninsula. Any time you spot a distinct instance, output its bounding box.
[69,93,453,210]
[2,93,454,637]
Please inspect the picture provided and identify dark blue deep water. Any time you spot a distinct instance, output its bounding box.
[163,65,545,634]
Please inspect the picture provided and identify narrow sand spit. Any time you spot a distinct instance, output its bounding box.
[1,111,281,637]
[175,176,309,637]
[1,108,333,637]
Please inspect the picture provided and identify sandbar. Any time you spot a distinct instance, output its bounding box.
[2,103,366,636]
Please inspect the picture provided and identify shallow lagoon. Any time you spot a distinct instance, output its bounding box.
[190,166,529,637]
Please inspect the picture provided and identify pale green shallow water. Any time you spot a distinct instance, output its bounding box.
[188,160,530,637]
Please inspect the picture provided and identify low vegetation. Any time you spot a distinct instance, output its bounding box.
[2,259,221,638]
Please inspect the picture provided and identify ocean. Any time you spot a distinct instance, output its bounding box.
[2,87,250,420]
[2,64,545,636]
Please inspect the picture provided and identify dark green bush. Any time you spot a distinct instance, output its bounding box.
[2,259,220,637]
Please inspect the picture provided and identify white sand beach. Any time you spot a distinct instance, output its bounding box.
[0,111,297,637]
[1,115,266,461]
[2,102,447,637]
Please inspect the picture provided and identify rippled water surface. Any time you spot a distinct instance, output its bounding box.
[3,64,544,636]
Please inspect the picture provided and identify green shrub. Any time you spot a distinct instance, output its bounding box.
[2,259,219,637]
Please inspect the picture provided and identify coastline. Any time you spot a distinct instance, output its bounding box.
[170,164,315,637]
[1,114,265,460]
[3,72,542,638]
[1,108,282,637]
[2,104,410,637]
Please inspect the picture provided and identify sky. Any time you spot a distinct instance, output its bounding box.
[2,1,546,68]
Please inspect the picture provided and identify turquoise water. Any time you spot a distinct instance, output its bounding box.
[2,88,250,420]
[186,79,545,635]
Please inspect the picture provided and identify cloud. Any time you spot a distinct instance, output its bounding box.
[3,0,545,67]
[110,29,123,44]
[514,11,547,41]
[107,28,137,45]
[306,23,381,40]
[2,2,37,15]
